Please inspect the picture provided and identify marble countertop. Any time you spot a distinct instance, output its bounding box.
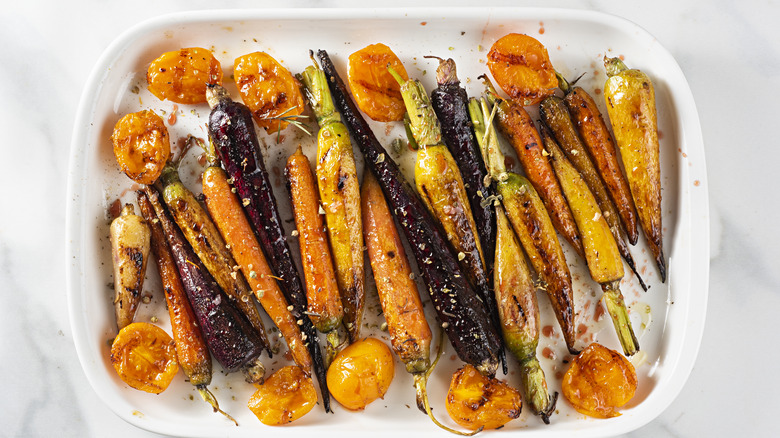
[3,0,778,436]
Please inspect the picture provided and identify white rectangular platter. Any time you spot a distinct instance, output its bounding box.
[67,8,709,438]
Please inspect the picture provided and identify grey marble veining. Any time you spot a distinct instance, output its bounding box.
[2,0,778,436]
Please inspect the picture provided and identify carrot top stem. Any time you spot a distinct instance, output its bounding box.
[601,280,639,356]
[196,385,238,426]
[556,71,572,95]
[299,54,341,127]
[604,57,629,77]
[426,56,458,86]
[468,97,506,181]
[388,66,442,147]
[159,161,181,188]
[196,135,220,168]
[325,329,343,367]
[413,330,482,436]
[554,70,586,95]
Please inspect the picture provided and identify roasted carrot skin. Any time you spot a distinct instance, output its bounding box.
[494,206,539,362]
[489,90,584,257]
[494,206,555,422]
[362,170,432,374]
[470,96,578,355]
[604,58,665,282]
[541,125,623,285]
[429,58,496,273]
[202,165,313,374]
[563,86,639,245]
[140,186,264,373]
[539,97,646,290]
[137,192,211,386]
[499,174,578,354]
[315,125,364,343]
[110,204,150,331]
[317,49,501,377]
[206,85,330,412]
[285,147,344,334]
[300,60,366,344]
[160,164,270,351]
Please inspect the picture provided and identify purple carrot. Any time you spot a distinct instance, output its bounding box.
[317,49,501,377]
[205,85,331,412]
[138,186,263,373]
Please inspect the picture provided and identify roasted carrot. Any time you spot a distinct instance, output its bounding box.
[299,57,365,343]
[110,204,150,330]
[206,84,330,412]
[363,169,477,435]
[285,146,344,356]
[199,139,313,375]
[539,96,647,291]
[141,186,265,375]
[470,96,578,355]
[159,161,271,353]
[483,77,584,257]
[390,66,506,373]
[317,49,501,378]
[137,190,236,424]
[493,205,556,423]
[541,126,639,355]
[361,170,431,374]
[604,57,666,282]
[428,56,497,284]
[557,74,639,246]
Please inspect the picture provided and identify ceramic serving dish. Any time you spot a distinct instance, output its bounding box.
[67,8,708,437]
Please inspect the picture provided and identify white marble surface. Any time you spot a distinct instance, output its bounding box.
[2,0,778,436]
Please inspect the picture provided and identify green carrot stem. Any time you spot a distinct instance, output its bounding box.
[403,113,420,150]
[388,66,442,147]
[299,55,341,127]
[602,280,639,356]
[467,97,506,181]
[196,384,238,425]
[159,161,181,187]
[555,71,572,95]
[518,357,557,424]
[325,329,342,368]
[412,329,481,436]
[604,57,629,77]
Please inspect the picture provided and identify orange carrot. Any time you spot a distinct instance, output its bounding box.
[361,170,432,374]
[137,190,235,423]
[201,164,313,375]
[285,147,344,350]
[483,78,584,257]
